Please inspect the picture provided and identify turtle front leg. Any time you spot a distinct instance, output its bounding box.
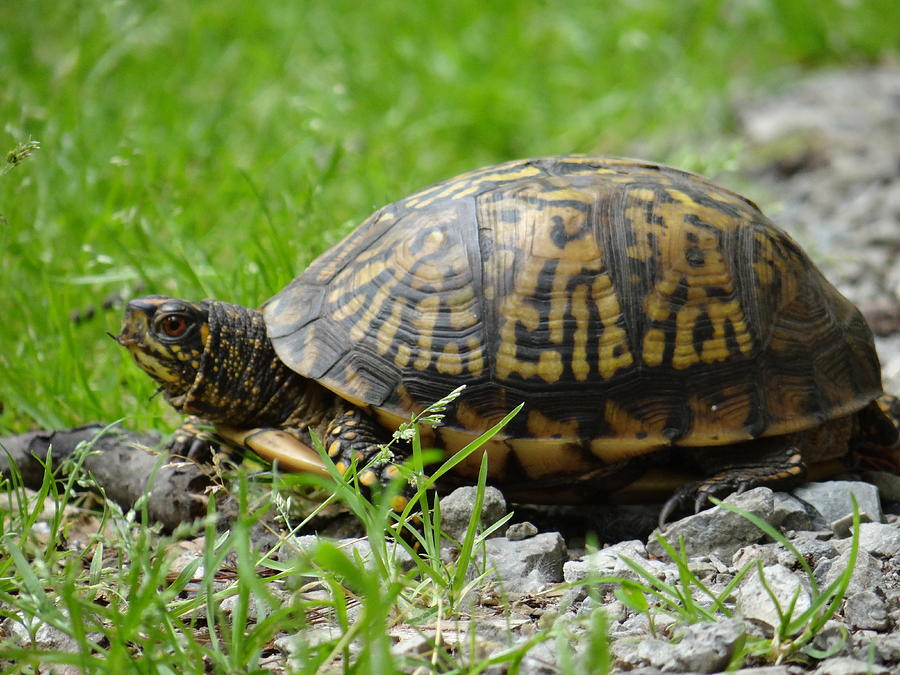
[322,407,402,492]
[165,415,221,462]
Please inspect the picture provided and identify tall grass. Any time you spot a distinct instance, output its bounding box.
[2,0,898,435]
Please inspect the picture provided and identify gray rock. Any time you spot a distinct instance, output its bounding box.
[2,613,80,653]
[484,532,566,591]
[810,620,851,659]
[666,618,748,673]
[731,668,794,675]
[812,656,890,675]
[773,491,821,531]
[842,590,889,631]
[790,532,839,558]
[439,486,507,542]
[830,512,875,539]
[862,470,900,503]
[563,539,665,586]
[518,639,558,675]
[506,521,538,541]
[647,487,774,560]
[791,481,883,528]
[390,633,433,659]
[732,543,789,570]
[736,563,811,630]
[855,522,900,557]
[611,636,674,671]
[612,619,746,673]
[851,630,900,665]
[821,549,884,595]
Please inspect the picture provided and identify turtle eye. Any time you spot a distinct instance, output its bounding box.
[159,314,189,338]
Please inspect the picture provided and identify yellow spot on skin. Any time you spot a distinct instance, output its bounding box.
[344,431,358,441]
[190,360,199,369]
[390,495,408,512]
[327,440,341,457]
[171,345,181,353]
[385,465,401,479]
[330,426,342,436]
[335,462,348,475]
[359,470,377,487]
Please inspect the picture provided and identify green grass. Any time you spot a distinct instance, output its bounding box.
[2,0,898,435]
[1,0,898,672]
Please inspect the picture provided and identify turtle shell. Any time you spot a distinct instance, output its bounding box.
[263,155,881,478]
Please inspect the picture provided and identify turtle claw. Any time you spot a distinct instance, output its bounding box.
[658,478,748,530]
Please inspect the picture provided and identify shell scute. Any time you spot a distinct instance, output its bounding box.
[264,156,883,459]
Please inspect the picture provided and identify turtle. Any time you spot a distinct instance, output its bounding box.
[116,155,900,520]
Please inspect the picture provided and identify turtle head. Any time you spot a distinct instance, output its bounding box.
[117,295,211,399]
[117,294,311,426]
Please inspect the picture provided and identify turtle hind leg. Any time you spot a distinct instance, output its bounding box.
[658,436,808,528]
[853,396,900,472]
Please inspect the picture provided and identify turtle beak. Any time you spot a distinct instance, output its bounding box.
[116,296,168,348]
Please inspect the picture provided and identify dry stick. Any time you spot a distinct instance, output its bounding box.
[0,424,210,531]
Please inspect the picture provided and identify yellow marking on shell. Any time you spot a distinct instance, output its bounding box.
[327,440,341,457]
[571,285,590,380]
[626,242,654,261]
[409,167,541,210]
[526,409,579,438]
[470,166,542,185]
[453,400,493,432]
[602,399,668,447]
[331,292,366,321]
[672,304,702,370]
[685,392,754,445]
[394,343,412,368]
[535,187,594,205]
[629,187,659,203]
[376,297,406,355]
[436,343,463,375]
[633,188,756,369]
[536,351,564,383]
[412,295,441,371]
[446,183,480,201]
[594,275,633,378]
[466,337,484,376]
[359,470,377,487]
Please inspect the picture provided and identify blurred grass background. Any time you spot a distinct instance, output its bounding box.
[1,0,898,435]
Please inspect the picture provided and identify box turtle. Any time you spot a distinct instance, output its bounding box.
[117,155,899,520]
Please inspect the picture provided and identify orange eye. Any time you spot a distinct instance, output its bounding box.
[160,314,188,337]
